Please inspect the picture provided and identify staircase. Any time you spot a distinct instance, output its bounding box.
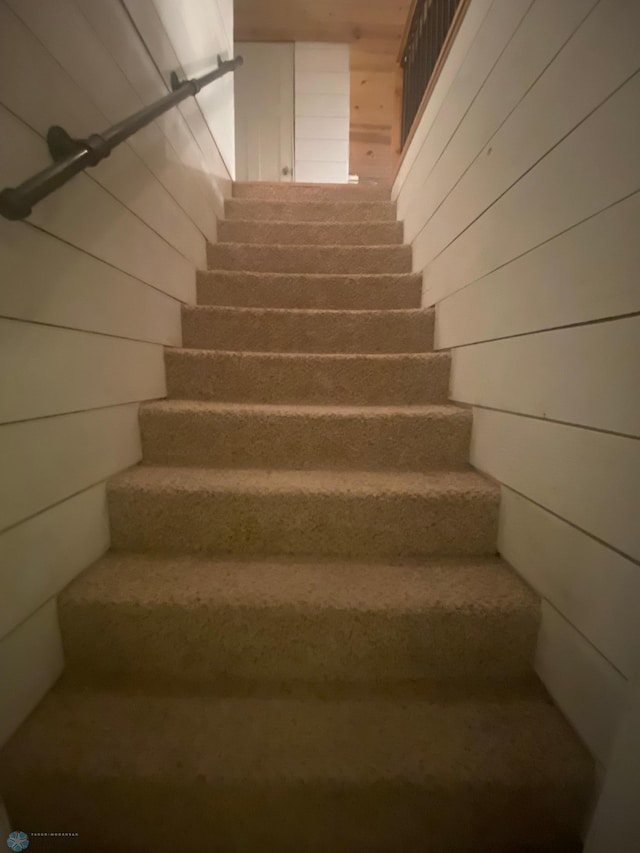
[0,183,591,852]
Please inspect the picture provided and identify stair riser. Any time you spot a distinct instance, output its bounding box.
[181,308,434,354]
[140,408,470,470]
[108,487,499,559]
[225,199,397,222]
[60,598,537,686]
[3,780,587,853]
[233,182,389,201]
[165,352,451,405]
[207,244,412,274]
[196,271,422,310]
[218,220,403,246]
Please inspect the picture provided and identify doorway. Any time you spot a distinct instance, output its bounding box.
[234,42,294,182]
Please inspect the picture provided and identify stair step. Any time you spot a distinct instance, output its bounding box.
[107,467,499,559]
[196,270,422,310]
[232,181,390,201]
[140,401,470,470]
[181,306,434,353]
[165,350,450,405]
[60,554,538,686]
[207,243,412,274]
[0,689,591,853]
[218,219,403,246]
[225,198,397,222]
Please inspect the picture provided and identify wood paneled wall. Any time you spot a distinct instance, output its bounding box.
[393,0,640,777]
[0,0,233,749]
[349,68,398,183]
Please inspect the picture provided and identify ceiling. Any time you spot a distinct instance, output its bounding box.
[234,0,412,70]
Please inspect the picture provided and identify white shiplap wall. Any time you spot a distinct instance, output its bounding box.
[295,43,350,183]
[393,0,640,787]
[585,670,640,853]
[0,0,233,748]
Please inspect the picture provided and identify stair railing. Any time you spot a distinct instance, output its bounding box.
[398,0,468,151]
[0,54,243,222]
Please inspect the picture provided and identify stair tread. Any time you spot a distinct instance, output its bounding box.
[230,197,392,206]
[233,181,390,201]
[199,270,420,281]
[196,270,422,310]
[141,400,466,418]
[140,401,471,472]
[109,466,497,499]
[224,199,398,224]
[207,243,411,274]
[60,554,537,687]
[165,349,450,406]
[181,302,434,353]
[65,554,534,613]
[108,465,497,557]
[213,241,409,250]
[222,218,399,225]
[169,348,447,361]
[185,305,430,317]
[2,688,589,787]
[227,199,395,207]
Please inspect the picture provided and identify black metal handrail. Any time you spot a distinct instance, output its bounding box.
[400,0,462,147]
[0,54,243,222]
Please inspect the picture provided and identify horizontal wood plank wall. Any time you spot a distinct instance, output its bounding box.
[0,0,233,747]
[393,0,640,770]
[0,799,9,838]
[141,0,236,179]
[295,44,350,183]
[585,674,640,853]
[0,602,64,754]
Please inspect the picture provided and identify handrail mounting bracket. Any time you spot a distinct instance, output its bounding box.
[47,126,86,163]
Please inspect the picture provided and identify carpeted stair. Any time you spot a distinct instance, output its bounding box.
[0,182,592,852]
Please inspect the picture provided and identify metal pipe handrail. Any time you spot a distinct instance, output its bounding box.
[0,54,243,222]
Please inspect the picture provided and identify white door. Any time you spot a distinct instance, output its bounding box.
[234,42,294,182]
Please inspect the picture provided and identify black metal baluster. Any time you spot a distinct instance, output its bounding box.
[428,0,438,81]
[400,0,463,148]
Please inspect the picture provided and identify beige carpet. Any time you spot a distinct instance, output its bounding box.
[0,182,592,852]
